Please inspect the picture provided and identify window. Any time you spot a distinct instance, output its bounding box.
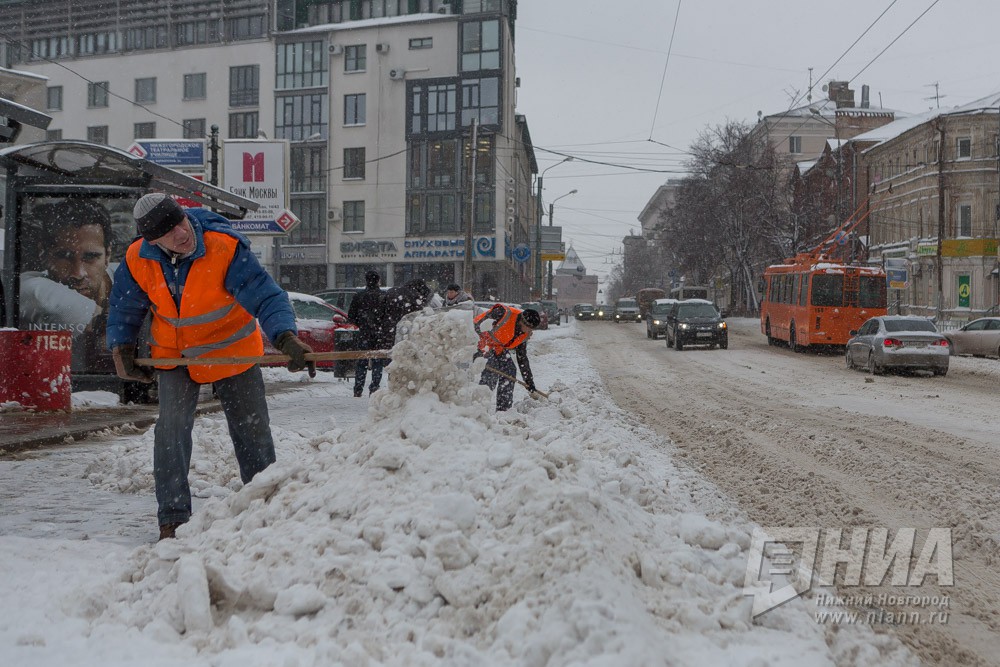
[789,136,802,154]
[276,41,327,89]
[344,93,366,125]
[957,137,971,159]
[343,200,365,232]
[345,44,366,72]
[87,82,109,108]
[290,145,327,193]
[959,204,973,237]
[76,31,118,55]
[408,193,458,234]
[463,0,502,11]
[460,19,500,71]
[230,65,260,107]
[225,15,266,41]
[410,82,456,134]
[134,122,156,139]
[811,274,844,307]
[461,77,500,127]
[183,118,206,139]
[46,86,62,111]
[229,111,258,139]
[275,93,328,141]
[87,125,108,144]
[183,73,207,100]
[409,37,432,49]
[288,197,326,244]
[344,147,366,179]
[175,19,220,46]
[124,26,168,50]
[135,77,156,104]
[45,129,62,141]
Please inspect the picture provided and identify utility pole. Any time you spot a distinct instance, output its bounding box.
[463,118,478,291]
[936,118,946,322]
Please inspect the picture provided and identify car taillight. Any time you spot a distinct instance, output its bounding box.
[882,338,903,347]
[932,339,949,347]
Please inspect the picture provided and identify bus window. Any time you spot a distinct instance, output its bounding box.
[799,274,809,306]
[793,274,800,306]
[812,274,844,306]
[859,275,887,308]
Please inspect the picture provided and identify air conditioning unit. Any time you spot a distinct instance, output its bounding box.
[375,43,390,54]
[327,208,342,222]
[389,68,406,80]
[329,44,343,55]
[437,5,451,14]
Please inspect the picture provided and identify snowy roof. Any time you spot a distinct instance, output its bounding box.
[795,159,819,175]
[287,12,453,34]
[852,89,1000,150]
[557,245,587,275]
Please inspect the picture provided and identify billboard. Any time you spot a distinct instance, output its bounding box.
[222,140,298,234]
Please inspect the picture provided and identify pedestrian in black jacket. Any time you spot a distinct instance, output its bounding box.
[348,270,391,397]
[384,278,432,325]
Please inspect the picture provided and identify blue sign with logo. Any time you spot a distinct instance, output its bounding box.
[127,140,205,167]
[512,243,531,263]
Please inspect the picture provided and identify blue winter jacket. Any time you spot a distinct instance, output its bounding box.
[106,208,297,350]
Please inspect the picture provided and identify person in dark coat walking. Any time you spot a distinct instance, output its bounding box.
[384,278,432,324]
[348,270,391,397]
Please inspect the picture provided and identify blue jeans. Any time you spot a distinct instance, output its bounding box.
[354,357,386,395]
[479,352,516,411]
[153,365,276,527]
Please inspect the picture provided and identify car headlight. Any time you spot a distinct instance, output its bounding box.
[718,322,727,329]
[598,310,604,316]
[680,323,690,330]
[653,320,661,325]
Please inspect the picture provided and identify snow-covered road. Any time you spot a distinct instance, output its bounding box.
[0,311,924,666]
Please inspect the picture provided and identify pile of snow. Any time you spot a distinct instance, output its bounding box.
[75,309,911,665]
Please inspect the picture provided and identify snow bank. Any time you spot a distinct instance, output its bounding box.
[75,309,912,665]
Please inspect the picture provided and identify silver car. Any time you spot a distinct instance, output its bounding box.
[942,317,1000,357]
[845,316,950,376]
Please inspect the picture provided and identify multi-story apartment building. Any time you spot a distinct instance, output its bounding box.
[0,0,536,300]
[851,93,1000,320]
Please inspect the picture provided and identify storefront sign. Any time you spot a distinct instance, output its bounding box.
[223,140,291,234]
[958,274,971,308]
[942,239,999,257]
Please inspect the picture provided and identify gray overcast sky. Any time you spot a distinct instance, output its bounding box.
[515,0,999,285]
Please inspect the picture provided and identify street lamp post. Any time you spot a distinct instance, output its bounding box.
[535,156,573,297]
[547,189,578,299]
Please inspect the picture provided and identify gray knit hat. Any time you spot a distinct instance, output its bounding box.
[134,193,185,242]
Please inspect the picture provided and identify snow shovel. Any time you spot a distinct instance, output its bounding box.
[482,366,549,398]
[134,349,393,367]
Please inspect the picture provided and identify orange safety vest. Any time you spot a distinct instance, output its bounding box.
[125,231,264,384]
[475,305,530,355]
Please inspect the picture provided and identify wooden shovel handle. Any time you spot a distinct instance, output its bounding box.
[135,349,393,367]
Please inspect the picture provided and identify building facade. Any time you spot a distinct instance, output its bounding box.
[0,0,537,300]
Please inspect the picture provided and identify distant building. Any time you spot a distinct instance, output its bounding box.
[0,0,537,300]
[553,245,597,311]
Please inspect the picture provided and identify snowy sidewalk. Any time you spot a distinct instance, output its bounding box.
[0,312,914,666]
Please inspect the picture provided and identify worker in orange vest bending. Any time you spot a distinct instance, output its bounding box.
[106,193,314,541]
[473,304,541,411]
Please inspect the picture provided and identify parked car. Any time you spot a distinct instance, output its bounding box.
[845,316,949,376]
[539,299,561,326]
[573,303,597,321]
[665,299,728,350]
[313,287,367,312]
[595,304,609,320]
[646,298,678,339]
[942,317,1000,357]
[263,292,356,370]
[613,297,641,323]
[519,302,549,330]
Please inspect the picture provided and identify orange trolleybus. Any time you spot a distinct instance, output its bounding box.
[760,192,888,350]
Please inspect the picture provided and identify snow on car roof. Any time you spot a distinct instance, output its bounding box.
[288,292,329,304]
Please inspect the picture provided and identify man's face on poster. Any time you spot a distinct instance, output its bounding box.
[45,223,110,304]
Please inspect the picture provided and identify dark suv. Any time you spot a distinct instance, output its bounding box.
[665,299,728,350]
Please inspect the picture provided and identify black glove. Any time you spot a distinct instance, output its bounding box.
[276,331,315,377]
[112,344,154,383]
[525,382,538,394]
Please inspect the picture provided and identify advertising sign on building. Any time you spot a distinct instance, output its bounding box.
[127,140,205,168]
[884,257,909,290]
[222,140,297,234]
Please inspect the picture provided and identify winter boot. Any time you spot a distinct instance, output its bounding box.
[159,522,182,540]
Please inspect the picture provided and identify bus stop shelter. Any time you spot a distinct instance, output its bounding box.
[1,131,259,400]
